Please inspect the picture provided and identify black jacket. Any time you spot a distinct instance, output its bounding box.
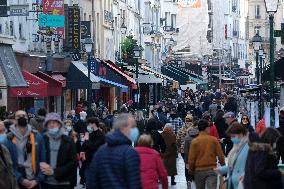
[74,119,87,133]
[43,135,77,186]
[81,130,105,163]
[244,142,282,189]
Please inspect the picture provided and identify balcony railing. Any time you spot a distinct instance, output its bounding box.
[163,26,179,33]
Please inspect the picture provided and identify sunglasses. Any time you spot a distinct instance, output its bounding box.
[242,118,249,120]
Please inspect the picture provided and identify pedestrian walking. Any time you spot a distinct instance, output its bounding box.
[29,108,46,133]
[169,110,184,135]
[86,113,141,189]
[188,119,225,189]
[74,111,87,133]
[145,118,166,153]
[215,122,249,189]
[209,99,218,119]
[8,110,46,189]
[255,117,266,135]
[240,114,254,133]
[135,134,168,189]
[0,144,19,189]
[215,110,230,155]
[184,126,199,188]
[161,123,178,185]
[202,113,219,139]
[80,117,105,186]
[177,115,194,157]
[244,129,284,189]
[41,113,77,189]
[135,110,146,134]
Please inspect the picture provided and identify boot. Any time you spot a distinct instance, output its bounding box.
[171,176,176,185]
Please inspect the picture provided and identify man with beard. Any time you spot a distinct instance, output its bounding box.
[8,110,46,189]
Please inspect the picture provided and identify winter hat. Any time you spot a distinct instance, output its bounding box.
[44,112,63,127]
[164,123,173,129]
[188,127,199,136]
[223,112,235,119]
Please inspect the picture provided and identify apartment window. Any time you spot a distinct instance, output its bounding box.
[10,21,13,36]
[255,26,260,34]
[0,24,2,34]
[19,23,23,39]
[165,12,171,27]
[171,14,176,28]
[84,13,86,21]
[255,5,260,19]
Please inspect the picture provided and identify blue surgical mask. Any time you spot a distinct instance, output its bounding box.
[129,127,139,142]
[63,131,69,136]
[0,134,7,143]
[231,137,241,144]
[48,127,60,137]
[66,127,72,132]
[87,125,93,133]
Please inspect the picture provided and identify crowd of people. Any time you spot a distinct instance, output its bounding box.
[1,88,284,189]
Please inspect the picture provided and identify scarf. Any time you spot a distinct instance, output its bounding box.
[227,134,248,168]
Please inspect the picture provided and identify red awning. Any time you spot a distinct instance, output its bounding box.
[104,60,136,84]
[35,72,62,96]
[9,70,48,97]
[51,74,66,87]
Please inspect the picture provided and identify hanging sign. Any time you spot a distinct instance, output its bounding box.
[39,14,65,27]
[0,0,8,17]
[68,5,80,51]
[10,4,29,16]
[81,21,91,39]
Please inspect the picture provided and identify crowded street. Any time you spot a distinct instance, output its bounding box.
[2,0,284,189]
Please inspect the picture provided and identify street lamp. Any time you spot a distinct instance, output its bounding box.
[264,0,279,127]
[121,22,127,35]
[84,38,94,112]
[252,33,262,85]
[133,45,141,106]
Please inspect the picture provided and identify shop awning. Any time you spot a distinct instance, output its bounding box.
[51,74,66,87]
[0,44,27,88]
[138,74,163,83]
[67,62,100,89]
[141,65,175,81]
[9,70,48,97]
[35,72,62,96]
[97,76,128,89]
[104,60,136,84]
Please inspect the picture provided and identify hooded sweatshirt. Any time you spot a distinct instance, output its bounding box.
[9,125,34,180]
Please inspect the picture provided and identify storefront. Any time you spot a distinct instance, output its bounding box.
[7,70,64,113]
[0,44,28,112]
[66,60,135,112]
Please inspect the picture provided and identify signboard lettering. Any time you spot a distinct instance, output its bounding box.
[67,5,80,51]
[10,4,29,16]
[39,14,65,27]
[81,21,91,39]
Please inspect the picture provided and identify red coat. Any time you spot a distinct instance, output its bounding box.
[135,147,168,189]
[209,123,219,139]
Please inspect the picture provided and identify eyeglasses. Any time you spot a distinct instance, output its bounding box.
[242,118,249,120]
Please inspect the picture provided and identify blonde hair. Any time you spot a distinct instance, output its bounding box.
[137,134,153,147]
[64,119,72,125]
[135,111,144,121]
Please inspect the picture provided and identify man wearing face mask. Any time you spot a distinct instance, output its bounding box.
[8,110,46,189]
[79,117,105,186]
[86,113,141,189]
[41,113,77,189]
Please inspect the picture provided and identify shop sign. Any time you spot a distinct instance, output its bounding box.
[0,0,8,17]
[10,4,29,16]
[81,21,91,39]
[68,5,80,51]
[39,14,65,27]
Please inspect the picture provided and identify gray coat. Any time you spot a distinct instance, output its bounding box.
[0,145,18,189]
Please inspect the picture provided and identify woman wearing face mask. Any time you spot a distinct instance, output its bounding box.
[241,115,254,133]
[215,122,249,189]
[41,113,77,189]
[161,123,178,186]
[79,117,105,186]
